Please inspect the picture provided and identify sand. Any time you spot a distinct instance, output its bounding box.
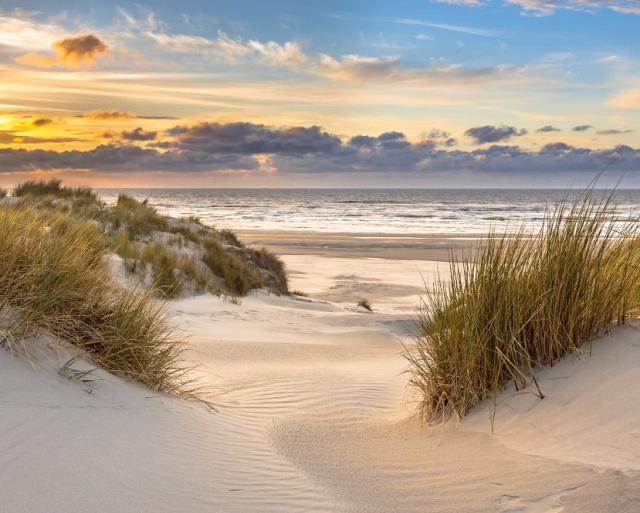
[1,233,639,512]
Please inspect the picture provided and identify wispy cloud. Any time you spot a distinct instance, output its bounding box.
[609,88,640,109]
[0,15,67,50]
[505,1,640,16]
[332,12,502,37]
[145,29,307,67]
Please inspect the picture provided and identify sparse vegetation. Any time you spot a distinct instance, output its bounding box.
[8,180,288,301]
[202,237,262,296]
[357,298,373,311]
[140,242,212,298]
[0,188,7,199]
[405,193,640,424]
[110,194,168,238]
[14,179,96,201]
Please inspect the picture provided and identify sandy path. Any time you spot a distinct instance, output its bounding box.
[2,252,640,512]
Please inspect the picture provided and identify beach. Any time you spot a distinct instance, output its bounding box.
[2,229,639,512]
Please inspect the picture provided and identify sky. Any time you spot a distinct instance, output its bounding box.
[0,0,639,188]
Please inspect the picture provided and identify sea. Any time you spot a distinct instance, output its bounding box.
[97,189,640,234]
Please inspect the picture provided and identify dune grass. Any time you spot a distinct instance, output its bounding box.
[14,178,96,200]
[202,237,262,296]
[0,188,7,199]
[110,194,168,238]
[0,205,192,395]
[405,193,640,423]
[250,247,289,295]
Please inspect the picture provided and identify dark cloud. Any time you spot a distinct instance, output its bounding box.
[167,122,343,155]
[0,145,257,172]
[32,118,54,127]
[573,124,593,132]
[121,127,157,141]
[536,125,561,133]
[465,125,528,144]
[596,128,634,135]
[428,129,451,139]
[0,122,639,177]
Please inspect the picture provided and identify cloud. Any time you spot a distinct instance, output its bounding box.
[166,122,342,155]
[573,124,593,132]
[0,131,80,144]
[121,127,157,141]
[15,34,109,69]
[2,122,638,177]
[609,88,640,109]
[84,110,136,120]
[0,144,257,172]
[0,15,67,50]
[536,125,561,132]
[596,128,633,135]
[333,13,501,37]
[315,54,521,84]
[82,110,176,121]
[32,118,54,127]
[465,125,528,144]
[427,129,457,146]
[504,1,640,16]
[146,30,306,67]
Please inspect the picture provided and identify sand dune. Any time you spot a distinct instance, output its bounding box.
[1,251,639,512]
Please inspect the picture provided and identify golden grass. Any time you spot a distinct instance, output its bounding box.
[405,193,640,423]
[0,205,194,396]
[14,179,96,201]
[202,237,262,296]
[110,194,168,238]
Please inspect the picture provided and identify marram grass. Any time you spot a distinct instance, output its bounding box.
[0,205,198,398]
[405,193,640,423]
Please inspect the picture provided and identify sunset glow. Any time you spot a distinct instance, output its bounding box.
[0,1,639,187]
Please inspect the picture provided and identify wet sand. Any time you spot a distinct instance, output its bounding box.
[237,230,483,261]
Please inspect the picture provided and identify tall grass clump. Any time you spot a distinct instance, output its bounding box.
[202,237,262,296]
[14,179,96,201]
[406,193,640,423]
[0,205,191,395]
[110,194,167,238]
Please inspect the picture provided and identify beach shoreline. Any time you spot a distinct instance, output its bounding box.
[237,229,484,261]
